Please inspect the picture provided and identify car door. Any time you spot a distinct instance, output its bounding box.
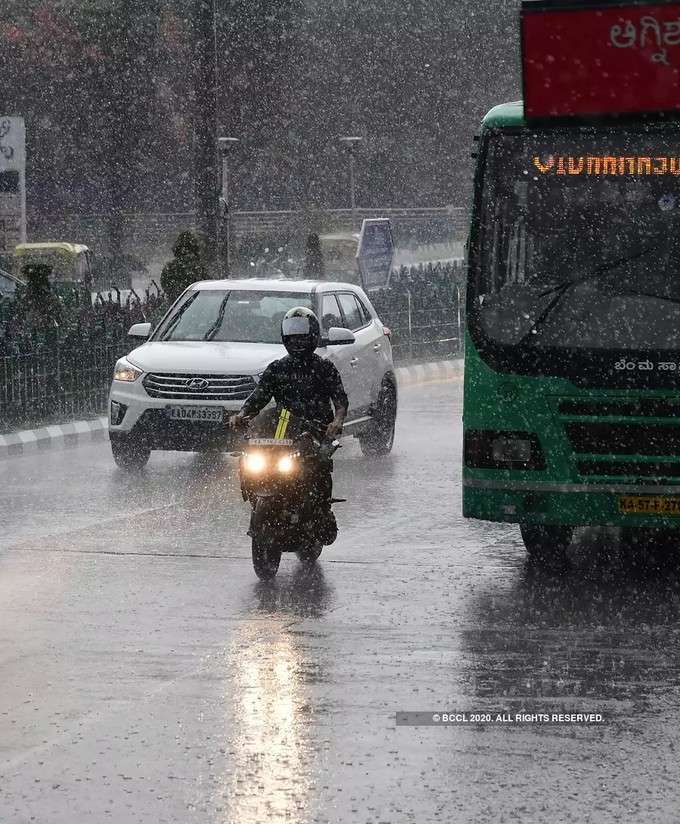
[337,291,374,414]
[353,291,389,405]
[318,292,361,418]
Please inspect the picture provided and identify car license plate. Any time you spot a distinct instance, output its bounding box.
[167,406,224,422]
[619,496,680,515]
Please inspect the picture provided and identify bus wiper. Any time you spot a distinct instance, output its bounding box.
[203,292,231,341]
[518,245,655,344]
[614,287,680,307]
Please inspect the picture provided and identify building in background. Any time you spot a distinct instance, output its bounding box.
[0,116,26,262]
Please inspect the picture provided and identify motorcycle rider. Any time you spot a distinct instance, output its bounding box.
[229,306,348,541]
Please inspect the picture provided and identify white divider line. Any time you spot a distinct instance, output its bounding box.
[0,416,109,460]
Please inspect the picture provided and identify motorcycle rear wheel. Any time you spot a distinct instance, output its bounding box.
[296,543,323,564]
[251,535,282,580]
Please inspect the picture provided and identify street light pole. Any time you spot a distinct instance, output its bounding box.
[218,136,239,276]
[193,0,218,272]
[338,136,363,232]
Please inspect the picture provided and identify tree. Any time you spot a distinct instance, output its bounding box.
[0,0,189,215]
[160,230,207,301]
[0,0,522,218]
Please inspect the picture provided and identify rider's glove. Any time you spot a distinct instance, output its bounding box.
[229,413,249,430]
[325,420,343,439]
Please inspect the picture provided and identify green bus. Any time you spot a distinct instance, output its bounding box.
[463,21,680,563]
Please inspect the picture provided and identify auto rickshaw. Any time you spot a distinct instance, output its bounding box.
[13,242,94,290]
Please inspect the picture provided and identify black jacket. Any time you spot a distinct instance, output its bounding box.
[240,353,348,426]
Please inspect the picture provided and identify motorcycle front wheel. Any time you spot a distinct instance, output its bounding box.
[251,534,282,580]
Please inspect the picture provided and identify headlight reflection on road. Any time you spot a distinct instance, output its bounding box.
[222,628,314,823]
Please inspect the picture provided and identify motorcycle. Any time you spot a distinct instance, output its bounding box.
[237,415,343,579]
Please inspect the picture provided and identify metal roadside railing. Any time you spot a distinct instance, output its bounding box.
[0,262,465,433]
[0,283,167,432]
[371,261,465,362]
[0,336,126,429]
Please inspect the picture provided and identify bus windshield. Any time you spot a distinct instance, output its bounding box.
[475,127,680,351]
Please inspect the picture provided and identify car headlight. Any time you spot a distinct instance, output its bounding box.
[244,452,267,474]
[277,454,296,474]
[113,358,143,382]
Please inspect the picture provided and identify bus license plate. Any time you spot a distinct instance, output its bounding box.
[167,406,224,422]
[619,496,680,515]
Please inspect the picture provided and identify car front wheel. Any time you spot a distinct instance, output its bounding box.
[359,378,397,457]
[111,436,151,470]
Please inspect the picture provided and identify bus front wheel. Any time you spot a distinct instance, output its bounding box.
[520,524,573,568]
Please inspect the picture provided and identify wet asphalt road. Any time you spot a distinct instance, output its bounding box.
[1,379,680,823]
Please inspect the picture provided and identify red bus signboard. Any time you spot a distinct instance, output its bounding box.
[522,0,680,119]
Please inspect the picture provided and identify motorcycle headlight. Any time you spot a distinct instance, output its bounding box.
[244,452,267,474]
[277,454,296,474]
[113,358,143,382]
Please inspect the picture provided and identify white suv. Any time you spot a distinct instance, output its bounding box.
[108,278,397,468]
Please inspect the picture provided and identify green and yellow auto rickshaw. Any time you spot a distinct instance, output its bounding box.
[13,242,94,290]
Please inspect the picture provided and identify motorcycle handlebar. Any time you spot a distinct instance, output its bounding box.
[240,414,331,440]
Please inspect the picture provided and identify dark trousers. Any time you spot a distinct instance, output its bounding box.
[309,460,333,509]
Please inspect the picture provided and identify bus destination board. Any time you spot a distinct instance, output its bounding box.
[522,0,680,119]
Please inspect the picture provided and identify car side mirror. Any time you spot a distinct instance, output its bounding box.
[128,322,152,339]
[322,326,355,346]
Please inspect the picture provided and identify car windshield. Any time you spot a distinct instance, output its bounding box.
[155,289,313,343]
[475,127,680,351]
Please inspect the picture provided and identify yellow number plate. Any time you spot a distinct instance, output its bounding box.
[619,496,680,515]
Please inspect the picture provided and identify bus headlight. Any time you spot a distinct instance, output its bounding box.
[244,452,267,474]
[492,436,532,464]
[277,455,296,474]
[465,430,545,470]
